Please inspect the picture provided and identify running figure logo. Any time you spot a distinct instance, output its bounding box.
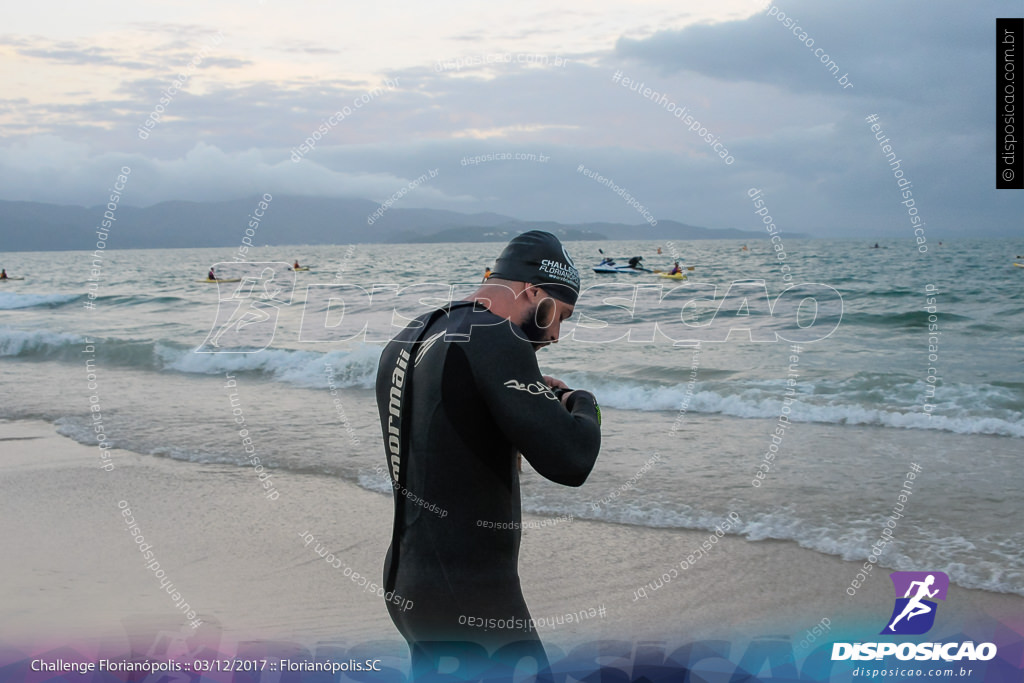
[881,571,949,635]
[198,262,295,353]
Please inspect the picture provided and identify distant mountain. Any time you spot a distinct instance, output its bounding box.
[408,225,607,243]
[0,196,793,251]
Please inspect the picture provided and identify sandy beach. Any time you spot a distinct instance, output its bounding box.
[3,418,1020,668]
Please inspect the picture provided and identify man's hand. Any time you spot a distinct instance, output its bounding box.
[543,375,569,390]
[542,376,576,407]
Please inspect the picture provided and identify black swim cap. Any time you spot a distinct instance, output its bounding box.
[489,230,581,305]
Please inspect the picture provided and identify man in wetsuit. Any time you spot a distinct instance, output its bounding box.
[375,231,601,678]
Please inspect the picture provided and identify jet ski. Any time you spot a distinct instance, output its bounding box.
[592,255,651,274]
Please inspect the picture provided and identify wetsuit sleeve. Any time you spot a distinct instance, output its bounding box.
[461,325,601,487]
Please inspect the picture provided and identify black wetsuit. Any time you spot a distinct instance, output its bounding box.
[375,301,601,671]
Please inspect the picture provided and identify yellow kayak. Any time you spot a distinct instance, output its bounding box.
[658,272,687,280]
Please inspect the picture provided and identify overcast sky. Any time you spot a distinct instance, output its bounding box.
[1,0,1020,238]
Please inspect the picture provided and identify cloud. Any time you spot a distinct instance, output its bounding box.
[14,44,152,70]
[0,138,471,208]
[616,0,989,102]
[0,0,1019,238]
[275,42,344,56]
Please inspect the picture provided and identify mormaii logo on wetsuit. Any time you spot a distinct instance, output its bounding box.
[831,570,997,663]
[385,348,410,482]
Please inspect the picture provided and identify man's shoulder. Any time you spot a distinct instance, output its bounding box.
[448,304,527,346]
[385,303,528,357]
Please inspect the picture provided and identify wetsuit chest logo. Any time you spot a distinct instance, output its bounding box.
[504,379,558,401]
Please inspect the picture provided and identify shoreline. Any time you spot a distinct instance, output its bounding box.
[2,418,1021,657]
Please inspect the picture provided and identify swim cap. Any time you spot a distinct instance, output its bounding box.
[489,231,581,305]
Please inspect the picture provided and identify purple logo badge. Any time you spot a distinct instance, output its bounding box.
[881,571,949,635]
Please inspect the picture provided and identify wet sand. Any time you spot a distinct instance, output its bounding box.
[2,419,1020,664]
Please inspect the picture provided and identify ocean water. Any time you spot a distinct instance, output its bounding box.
[1,238,1022,597]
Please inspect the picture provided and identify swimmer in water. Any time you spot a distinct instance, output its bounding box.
[375,231,601,678]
